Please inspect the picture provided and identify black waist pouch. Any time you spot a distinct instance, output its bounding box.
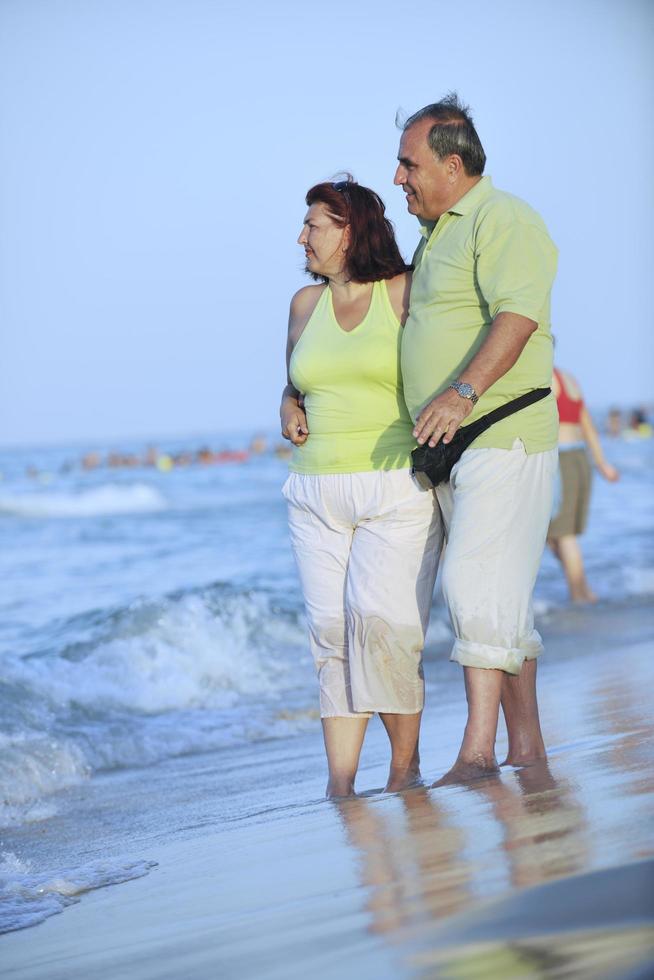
[411,388,551,489]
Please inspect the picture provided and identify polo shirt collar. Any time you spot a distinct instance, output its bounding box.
[447,175,493,215]
[418,175,493,237]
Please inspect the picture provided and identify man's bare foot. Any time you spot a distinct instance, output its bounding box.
[432,755,500,788]
[500,749,548,767]
[384,766,422,793]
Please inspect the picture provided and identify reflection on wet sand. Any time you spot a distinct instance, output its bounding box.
[474,763,589,889]
[336,762,587,944]
[592,671,654,807]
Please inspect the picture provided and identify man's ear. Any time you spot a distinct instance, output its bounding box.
[447,154,464,182]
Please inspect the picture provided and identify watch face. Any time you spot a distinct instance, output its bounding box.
[459,383,473,397]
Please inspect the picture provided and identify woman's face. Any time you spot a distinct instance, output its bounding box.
[298,202,350,279]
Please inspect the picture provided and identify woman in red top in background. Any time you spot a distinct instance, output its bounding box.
[547,368,620,602]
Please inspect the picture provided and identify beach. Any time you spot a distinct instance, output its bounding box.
[1,436,653,978]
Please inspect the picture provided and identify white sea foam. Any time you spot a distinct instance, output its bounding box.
[11,591,306,714]
[0,482,166,518]
[0,587,313,822]
[0,736,91,827]
[0,852,156,933]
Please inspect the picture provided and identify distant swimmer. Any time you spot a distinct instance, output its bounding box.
[156,454,174,472]
[547,367,619,603]
[606,407,623,438]
[81,452,101,470]
[625,407,653,440]
[249,434,268,455]
[74,443,253,475]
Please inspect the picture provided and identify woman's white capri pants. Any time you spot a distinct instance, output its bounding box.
[283,469,442,717]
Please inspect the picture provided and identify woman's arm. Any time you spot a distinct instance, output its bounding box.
[580,406,619,481]
[280,286,323,445]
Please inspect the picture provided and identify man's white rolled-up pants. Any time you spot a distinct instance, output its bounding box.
[283,469,442,717]
[436,438,558,675]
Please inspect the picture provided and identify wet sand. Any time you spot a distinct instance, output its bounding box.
[2,600,653,979]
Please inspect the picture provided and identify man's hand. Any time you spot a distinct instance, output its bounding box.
[280,392,309,445]
[413,388,474,447]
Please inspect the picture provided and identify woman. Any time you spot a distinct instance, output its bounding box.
[548,367,619,602]
[280,178,441,798]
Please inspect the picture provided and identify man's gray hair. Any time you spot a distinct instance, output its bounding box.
[397,92,486,177]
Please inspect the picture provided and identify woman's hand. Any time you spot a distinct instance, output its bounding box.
[597,461,619,482]
[281,390,309,445]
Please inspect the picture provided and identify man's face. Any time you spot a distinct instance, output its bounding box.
[394,118,452,221]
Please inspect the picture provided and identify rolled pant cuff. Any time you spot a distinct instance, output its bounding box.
[450,632,544,675]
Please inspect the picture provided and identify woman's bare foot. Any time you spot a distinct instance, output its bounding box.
[326,777,356,799]
[572,587,598,604]
[384,765,422,793]
[379,712,422,794]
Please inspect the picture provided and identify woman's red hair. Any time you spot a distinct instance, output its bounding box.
[305,176,411,283]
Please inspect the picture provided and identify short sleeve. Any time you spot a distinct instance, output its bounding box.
[475,211,558,323]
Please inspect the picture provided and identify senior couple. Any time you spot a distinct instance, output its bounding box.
[280,94,558,798]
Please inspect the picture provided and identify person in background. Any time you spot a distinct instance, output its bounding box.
[280,178,442,798]
[606,407,623,437]
[625,407,653,439]
[547,367,619,603]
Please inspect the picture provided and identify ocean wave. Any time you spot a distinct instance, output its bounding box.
[15,589,307,713]
[0,584,314,825]
[0,483,167,518]
[0,851,156,933]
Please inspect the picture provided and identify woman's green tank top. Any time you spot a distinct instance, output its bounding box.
[289,279,414,474]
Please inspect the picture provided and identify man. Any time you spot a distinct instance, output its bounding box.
[395,94,558,783]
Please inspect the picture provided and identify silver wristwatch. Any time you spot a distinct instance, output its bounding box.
[449,381,479,405]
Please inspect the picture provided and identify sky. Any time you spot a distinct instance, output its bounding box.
[0,0,652,448]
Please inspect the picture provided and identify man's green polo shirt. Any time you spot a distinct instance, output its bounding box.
[401,176,559,453]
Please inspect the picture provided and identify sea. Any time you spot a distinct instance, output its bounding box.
[1,429,652,935]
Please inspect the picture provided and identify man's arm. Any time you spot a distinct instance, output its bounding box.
[413,311,537,447]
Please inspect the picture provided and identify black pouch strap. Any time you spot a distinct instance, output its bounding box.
[457,387,551,442]
[411,388,552,489]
